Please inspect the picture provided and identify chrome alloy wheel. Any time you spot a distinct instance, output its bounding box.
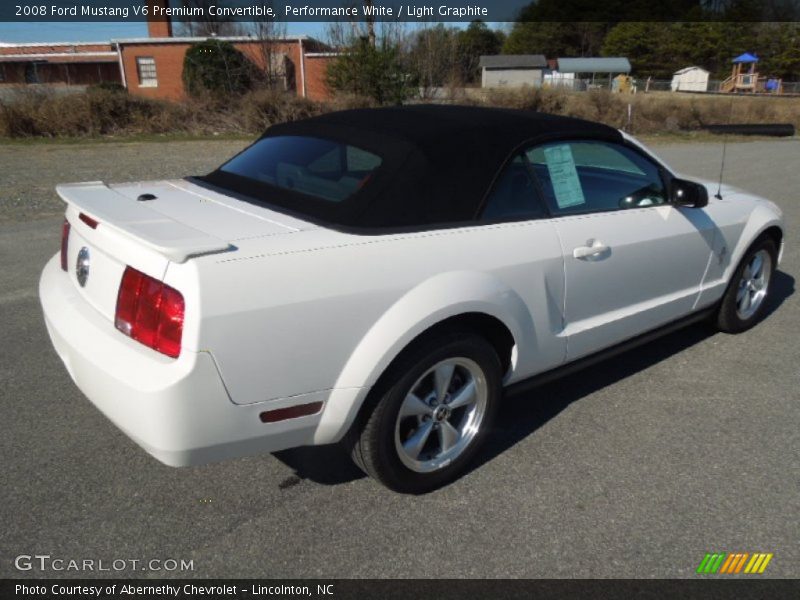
[736,249,772,320]
[394,358,488,473]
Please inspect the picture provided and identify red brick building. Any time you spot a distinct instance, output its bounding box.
[0,0,337,101]
[117,33,335,101]
[0,42,121,88]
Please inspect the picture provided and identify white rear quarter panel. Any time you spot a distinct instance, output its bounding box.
[183,220,567,405]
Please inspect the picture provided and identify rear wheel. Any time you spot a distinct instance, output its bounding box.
[716,238,777,333]
[349,333,502,493]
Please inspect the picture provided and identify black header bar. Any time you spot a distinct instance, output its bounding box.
[2,1,799,23]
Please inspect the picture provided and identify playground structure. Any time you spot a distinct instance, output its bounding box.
[720,53,783,94]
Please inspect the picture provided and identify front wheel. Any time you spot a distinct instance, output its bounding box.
[349,333,502,493]
[716,237,777,333]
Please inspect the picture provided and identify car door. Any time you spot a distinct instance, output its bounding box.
[477,154,568,379]
[524,139,714,360]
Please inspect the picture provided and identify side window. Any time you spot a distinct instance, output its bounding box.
[480,155,547,221]
[526,141,666,216]
[307,146,343,176]
[307,145,382,177]
[220,136,382,203]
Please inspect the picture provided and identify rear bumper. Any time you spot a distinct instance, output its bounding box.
[39,254,349,466]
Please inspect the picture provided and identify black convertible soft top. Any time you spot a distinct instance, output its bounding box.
[201,104,623,231]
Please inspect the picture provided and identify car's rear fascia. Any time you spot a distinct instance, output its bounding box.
[40,253,331,466]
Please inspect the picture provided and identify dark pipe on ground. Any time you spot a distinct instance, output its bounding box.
[703,123,795,137]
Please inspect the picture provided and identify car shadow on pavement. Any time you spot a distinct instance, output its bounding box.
[272,270,794,490]
[273,444,367,487]
[760,269,795,321]
[467,269,794,479]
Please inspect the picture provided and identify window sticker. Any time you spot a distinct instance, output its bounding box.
[543,145,586,209]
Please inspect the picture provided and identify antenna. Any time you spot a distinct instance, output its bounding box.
[714,98,735,200]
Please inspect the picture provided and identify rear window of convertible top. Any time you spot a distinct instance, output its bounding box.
[216,136,382,203]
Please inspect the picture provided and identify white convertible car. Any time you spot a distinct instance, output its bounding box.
[40,105,784,492]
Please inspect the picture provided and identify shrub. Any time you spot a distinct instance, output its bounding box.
[327,38,413,105]
[484,86,568,113]
[0,89,188,137]
[87,81,127,94]
[237,89,323,132]
[0,98,39,137]
[183,40,253,98]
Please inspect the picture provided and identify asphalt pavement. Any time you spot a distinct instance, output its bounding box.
[1,138,798,578]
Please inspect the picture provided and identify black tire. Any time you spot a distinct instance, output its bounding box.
[348,332,502,494]
[716,237,777,333]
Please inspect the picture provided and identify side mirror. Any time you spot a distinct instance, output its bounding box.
[670,178,709,208]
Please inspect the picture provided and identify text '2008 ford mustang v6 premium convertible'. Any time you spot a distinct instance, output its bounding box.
[40,105,784,493]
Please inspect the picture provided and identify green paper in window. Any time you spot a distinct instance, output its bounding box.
[543,145,586,209]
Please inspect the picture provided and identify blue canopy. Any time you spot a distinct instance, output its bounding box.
[732,52,759,63]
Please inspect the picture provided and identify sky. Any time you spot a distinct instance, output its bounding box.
[0,21,334,44]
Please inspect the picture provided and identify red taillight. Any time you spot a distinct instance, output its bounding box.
[60,219,70,271]
[79,212,99,229]
[115,266,185,358]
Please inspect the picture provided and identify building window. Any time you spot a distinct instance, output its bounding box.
[136,57,158,87]
[25,63,41,84]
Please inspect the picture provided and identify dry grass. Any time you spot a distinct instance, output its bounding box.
[0,88,330,138]
[473,87,800,134]
[0,88,194,137]
[1,86,797,139]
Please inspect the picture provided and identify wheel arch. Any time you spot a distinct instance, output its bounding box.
[760,225,783,256]
[724,207,784,284]
[313,270,533,444]
[371,312,516,386]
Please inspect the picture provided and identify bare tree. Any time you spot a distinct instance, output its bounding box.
[363,0,376,47]
[407,25,460,99]
[325,1,405,48]
[246,4,290,91]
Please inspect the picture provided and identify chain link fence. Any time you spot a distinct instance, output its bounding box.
[640,78,800,95]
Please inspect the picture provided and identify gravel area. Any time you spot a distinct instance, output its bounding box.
[0,138,249,222]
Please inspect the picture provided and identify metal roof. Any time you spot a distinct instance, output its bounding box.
[673,66,709,75]
[0,36,321,48]
[112,35,316,45]
[0,41,111,47]
[557,57,631,73]
[0,52,118,63]
[479,55,548,69]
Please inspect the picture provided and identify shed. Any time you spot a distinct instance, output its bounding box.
[479,54,548,88]
[671,66,710,92]
[558,57,631,85]
[557,57,632,75]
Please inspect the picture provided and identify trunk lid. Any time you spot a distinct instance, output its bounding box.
[59,179,317,263]
[57,178,316,324]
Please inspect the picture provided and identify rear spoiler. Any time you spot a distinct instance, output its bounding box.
[56,182,232,263]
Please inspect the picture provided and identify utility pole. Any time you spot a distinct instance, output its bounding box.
[364,0,376,47]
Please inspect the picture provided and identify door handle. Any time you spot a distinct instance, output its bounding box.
[573,240,610,259]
